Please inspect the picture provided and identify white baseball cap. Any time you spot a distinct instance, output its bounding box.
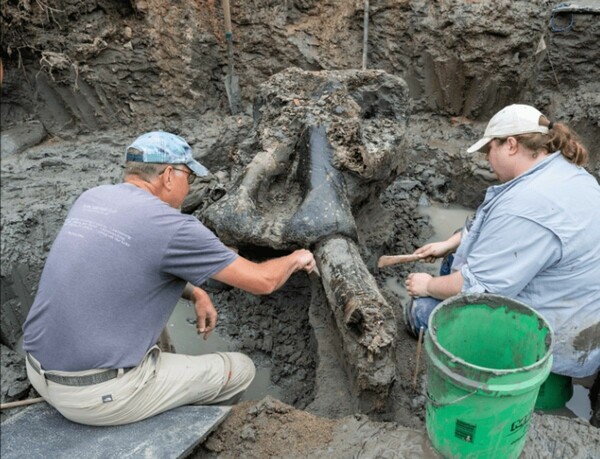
[467,104,549,153]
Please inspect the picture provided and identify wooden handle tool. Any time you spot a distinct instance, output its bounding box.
[1,397,45,410]
[377,254,421,268]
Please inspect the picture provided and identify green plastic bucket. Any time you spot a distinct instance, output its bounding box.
[535,372,573,410]
[425,293,553,459]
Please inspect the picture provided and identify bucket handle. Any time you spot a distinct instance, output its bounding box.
[426,389,477,407]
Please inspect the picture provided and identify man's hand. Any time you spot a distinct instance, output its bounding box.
[190,286,218,340]
[405,272,433,297]
[212,248,317,296]
[293,249,317,274]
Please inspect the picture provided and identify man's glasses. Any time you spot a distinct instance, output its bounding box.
[172,167,196,185]
[159,166,196,185]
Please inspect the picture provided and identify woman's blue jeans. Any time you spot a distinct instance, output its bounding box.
[407,254,453,333]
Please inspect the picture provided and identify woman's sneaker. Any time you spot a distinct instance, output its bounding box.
[403,298,419,338]
[403,296,442,339]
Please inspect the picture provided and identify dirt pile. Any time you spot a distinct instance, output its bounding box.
[197,397,600,459]
[203,397,337,458]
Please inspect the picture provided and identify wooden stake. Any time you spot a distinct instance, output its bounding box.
[412,326,425,389]
[0,397,45,410]
[362,0,369,70]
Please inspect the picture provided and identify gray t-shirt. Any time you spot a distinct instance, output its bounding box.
[23,183,238,371]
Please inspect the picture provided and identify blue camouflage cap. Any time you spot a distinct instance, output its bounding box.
[126,131,209,177]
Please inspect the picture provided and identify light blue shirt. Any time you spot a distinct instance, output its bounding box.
[454,152,600,378]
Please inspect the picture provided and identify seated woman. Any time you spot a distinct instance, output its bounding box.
[403,104,600,384]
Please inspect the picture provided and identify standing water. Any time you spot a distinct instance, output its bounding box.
[167,299,283,401]
[384,203,474,306]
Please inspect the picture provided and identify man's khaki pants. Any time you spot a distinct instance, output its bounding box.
[26,347,255,426]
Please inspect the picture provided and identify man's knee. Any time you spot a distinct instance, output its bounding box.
[225,352,256,387]
[212,352,255,404]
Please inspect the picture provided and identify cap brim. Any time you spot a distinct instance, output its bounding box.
[187,159,210,177]
[466,137,493,154]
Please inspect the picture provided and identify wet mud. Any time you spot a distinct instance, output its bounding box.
[2,0,599,456]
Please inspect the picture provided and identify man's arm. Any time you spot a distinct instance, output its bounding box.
[212,249,316,295]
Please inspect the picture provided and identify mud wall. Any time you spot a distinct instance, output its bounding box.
[2,1,598,144]
[1,1,599,348]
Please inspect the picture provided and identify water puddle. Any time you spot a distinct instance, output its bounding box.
[167,299,282,402]
[419,203,475,239]
[384,202,474,296]
[566,379,593,420]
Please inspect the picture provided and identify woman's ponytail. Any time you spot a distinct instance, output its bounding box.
[545,121,589,166]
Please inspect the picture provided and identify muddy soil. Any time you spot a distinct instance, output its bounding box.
[196,397,599,459]
[1,0,599,457]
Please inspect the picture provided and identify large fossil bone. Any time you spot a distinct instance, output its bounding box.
[316,235,396,411]
[203,68,409,410]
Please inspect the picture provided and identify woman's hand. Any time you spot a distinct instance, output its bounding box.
[413,232,461,262]
[414,242,445,262]
[405,272,433,297]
